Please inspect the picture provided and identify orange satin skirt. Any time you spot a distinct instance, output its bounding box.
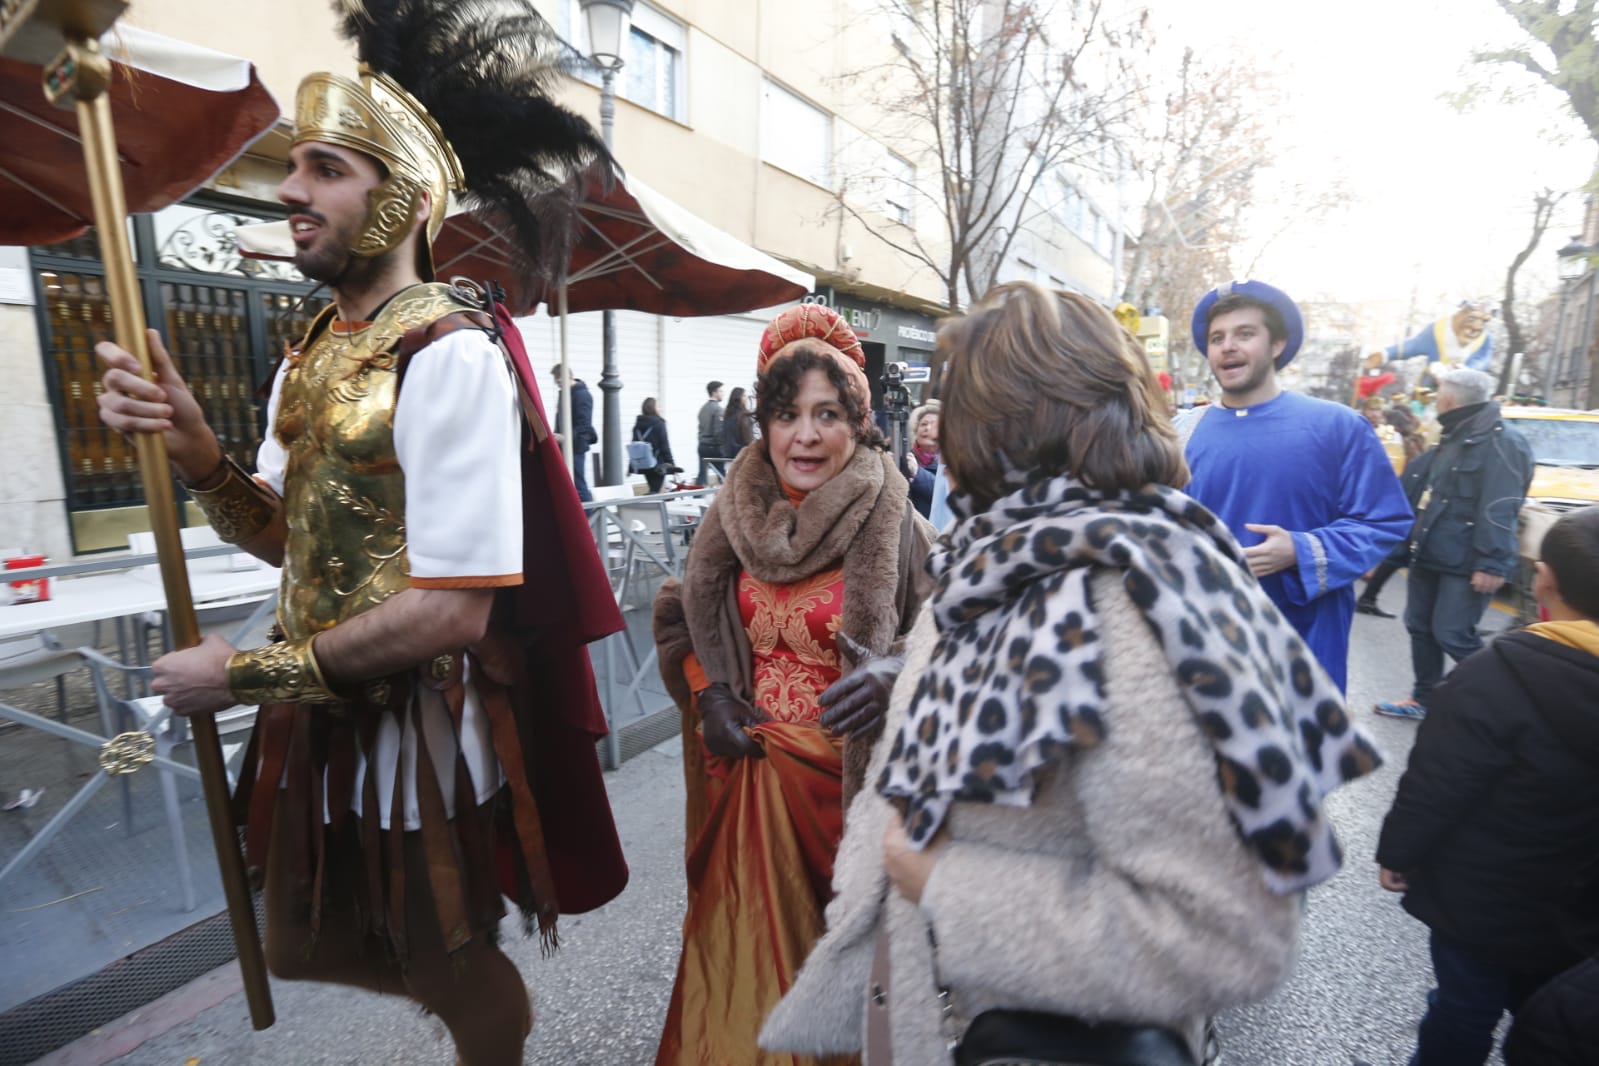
[654,721,860,1066]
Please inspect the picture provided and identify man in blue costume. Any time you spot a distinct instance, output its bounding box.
[1177,280,1413,691]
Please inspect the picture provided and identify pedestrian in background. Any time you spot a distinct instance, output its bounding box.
[1506,949,1599,1066]
[1375,367,1534,722]
[652,304,933,1066]
[904,399,940,518]
[631,397,677,494]
[552,362,597,502]
[763,283,1380,1066]
[719,384,754,463]
[1378,504,1599,1066]
[1361,394,1387,429]
[1175,280,1413,692]
[696,379,724,484]
[1388,404,1428,465]
[1356,405,1433,617]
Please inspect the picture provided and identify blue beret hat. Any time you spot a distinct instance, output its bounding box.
[1191,280,1304,369]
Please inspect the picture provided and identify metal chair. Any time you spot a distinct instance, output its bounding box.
[76,648,257,912]
[613,499,681,608]
[0,630,77,725]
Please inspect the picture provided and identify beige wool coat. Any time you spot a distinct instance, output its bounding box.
[760,571,1302,1065]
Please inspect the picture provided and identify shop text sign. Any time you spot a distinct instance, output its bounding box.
[804,292,882,335]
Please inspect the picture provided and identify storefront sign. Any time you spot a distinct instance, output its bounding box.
[838,305,883,335]
[805,288,936,351]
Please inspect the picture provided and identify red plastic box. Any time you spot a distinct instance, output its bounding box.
[5,554,49,603]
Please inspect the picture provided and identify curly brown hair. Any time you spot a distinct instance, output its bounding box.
[754,344,886,450]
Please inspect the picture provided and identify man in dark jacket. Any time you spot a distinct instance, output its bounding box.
[1377,504,1599,1066]
[696,380,724,484]
[1376,368,1533,720]
[551,362,597,502]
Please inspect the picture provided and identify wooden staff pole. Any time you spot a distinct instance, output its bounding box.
[61,35,275,1030]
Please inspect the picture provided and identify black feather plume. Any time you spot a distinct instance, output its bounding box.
[330,0,613,285]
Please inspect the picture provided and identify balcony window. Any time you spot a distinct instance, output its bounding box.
[884,153,914,225]
[560,0,686,122]
[761,79,832,187]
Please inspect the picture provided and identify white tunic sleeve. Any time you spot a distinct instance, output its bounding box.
[393,328,524,587]
[254,362,287,496]
[368,326,522,830]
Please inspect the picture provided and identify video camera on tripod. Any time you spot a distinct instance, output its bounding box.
[881,361,912,462]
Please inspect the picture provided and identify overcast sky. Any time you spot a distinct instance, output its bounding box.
[1150,0,1594,335]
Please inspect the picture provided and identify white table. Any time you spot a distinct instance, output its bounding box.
[0,571,161,640]
[126,553,281,607]
[664,496,710,521]
[0,558,279,641]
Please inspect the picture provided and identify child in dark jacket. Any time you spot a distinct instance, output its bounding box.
[1377,505,1599,1066]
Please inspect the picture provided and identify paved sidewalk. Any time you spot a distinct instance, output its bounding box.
[41,588,1521,1066]
[77,737,689,1066]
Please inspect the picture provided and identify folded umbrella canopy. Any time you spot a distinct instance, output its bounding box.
[239,159,813,471]
[434,162,813,316]
[438,164,813,474]
[0,22,280,247]
[238,160,813,316]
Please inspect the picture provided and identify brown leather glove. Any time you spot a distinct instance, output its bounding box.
[818,633,904,737]
[695,682,769,759]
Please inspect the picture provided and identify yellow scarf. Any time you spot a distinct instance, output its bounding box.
[1526,620,1599,657]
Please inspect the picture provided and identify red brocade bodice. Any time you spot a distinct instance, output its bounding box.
[737,566,845,723]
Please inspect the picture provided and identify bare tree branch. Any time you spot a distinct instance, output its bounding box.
[834,0,1148,309]
[1498,187,1564,393]
[1479,0,1599,143]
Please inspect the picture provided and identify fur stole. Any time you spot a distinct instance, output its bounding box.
[655,441,932,839]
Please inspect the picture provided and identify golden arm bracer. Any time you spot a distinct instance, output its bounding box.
[227,637,340,706]
[185,456,278,544]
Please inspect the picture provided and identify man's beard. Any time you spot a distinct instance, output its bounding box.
[1217,358,1274,398]
[294,233,355,284]
[291,208,366,285]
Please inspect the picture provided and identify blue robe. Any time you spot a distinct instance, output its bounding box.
[1183,391,1413,691]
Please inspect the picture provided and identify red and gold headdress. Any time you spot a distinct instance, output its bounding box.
[757,305,872,414]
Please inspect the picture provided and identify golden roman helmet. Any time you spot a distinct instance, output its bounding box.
[291,64,466,274]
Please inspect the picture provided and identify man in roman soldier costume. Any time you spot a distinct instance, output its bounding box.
[94,2,628,1062]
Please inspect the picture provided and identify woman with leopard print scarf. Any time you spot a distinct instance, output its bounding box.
[762,283,1384,1065]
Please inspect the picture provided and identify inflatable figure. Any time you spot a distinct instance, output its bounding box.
[1366,300,1496,375]
[1357,300,1496,404]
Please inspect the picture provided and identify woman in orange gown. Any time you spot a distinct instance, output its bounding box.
[652,306,934,1066]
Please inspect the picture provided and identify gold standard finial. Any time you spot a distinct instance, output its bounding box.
[0,0,126,63]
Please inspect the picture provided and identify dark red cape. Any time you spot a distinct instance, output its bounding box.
[496,307,630,913]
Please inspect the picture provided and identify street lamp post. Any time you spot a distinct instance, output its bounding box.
[580,0,634,485]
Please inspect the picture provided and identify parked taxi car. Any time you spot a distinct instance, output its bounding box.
[1503,407,1599,621]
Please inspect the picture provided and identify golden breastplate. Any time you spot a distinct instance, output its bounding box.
[272,283,480,639]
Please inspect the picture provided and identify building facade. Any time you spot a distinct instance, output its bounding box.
[1548,193,1599,409]
[2,0,1128,557]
